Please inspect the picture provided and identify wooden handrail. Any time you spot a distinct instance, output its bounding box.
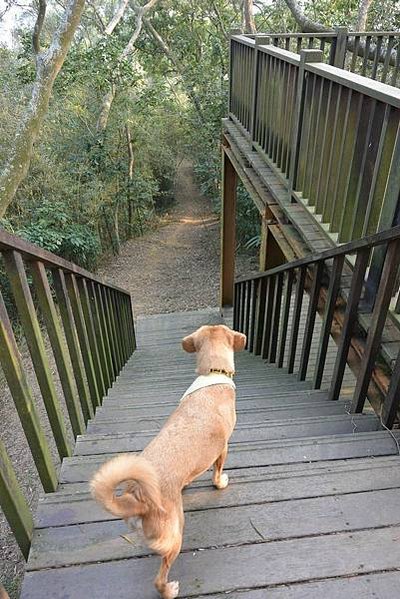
[0,228,129,296]
[236,225,400,284]
[0,229,136,559]
[234,226,400,430]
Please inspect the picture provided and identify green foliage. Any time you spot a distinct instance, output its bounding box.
[18,200,100,269]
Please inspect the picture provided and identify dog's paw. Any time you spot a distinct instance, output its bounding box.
[214,473,229,490]
[163,580,179,599]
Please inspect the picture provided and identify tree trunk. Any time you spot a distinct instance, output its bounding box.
[355,0,373,31]
[114,204,120,253]
[96,0,160,134]
[283,0,396,63]
[105,0,130,35]
[0,0,85,218]
[125,124,135,229]
[243,0,256,34]
[96,85,116,133]
[282,0,330,32]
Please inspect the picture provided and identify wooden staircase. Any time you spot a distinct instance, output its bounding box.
[21,309,400,598]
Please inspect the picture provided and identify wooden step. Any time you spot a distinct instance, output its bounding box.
[59,431,400,484]
[21,525,400,598]
[87,400,352,434]
[75,414,380,456]
[35,455,400,526]
[27,485,400,571]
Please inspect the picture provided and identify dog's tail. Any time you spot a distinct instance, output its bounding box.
[90,454,163,519]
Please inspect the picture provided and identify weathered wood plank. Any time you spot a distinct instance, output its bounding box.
[21,526,400,598]
[28,487,400,570]
[59,430,399,483]
[193,572,400,598]
[75,412,379,455]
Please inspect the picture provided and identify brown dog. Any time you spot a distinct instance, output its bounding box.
[90,324,246,598]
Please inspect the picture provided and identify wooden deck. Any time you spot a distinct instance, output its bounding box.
[21,309,400,598]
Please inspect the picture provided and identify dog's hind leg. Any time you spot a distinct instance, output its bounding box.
[154,541,182,599]
[154,504,184,599]
[213,443,229,489]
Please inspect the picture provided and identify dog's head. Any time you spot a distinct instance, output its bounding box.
[182,325,246,375]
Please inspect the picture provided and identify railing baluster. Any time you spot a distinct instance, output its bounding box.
[248,279,259,352]
[119,294,130,359]
[298,261,324,380]
[313,255,345,389]
[65,273,101,409]
[0,438,33,559]
[127,295,137,352]
[0,289,58,492]
[93,282,116,382]
[351,239,400,412]
[107,287,124,371]
[328,248,370,400]
[287,267,306,374]
[381,36,394,84]
[261,276,276,360]
[243,280,252,346]
[390,43,400,87]
[233,283,239,330]
[371,36,383,79]
[77,278,106,399]
[381,346,400,428]
[268,272,283,363]
[111,289,127,364]
[330,88,352,231]
[52,269,94,423]
[254,278,267,355]
[350,36,360,72]
[338,92,363,242]
[361,35,372,75]
[278,270,294,368]
[3,251,71,459]
[88,281,112,390]
[100,286,119,376]
[118,291,129,363]
[30,261,85,438]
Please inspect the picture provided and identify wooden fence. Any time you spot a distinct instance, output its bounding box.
[245,30,400,86]
[0,229,136,558]
[234,225,400,429]
[229,33,400,315]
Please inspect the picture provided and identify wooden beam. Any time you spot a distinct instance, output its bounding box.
[220,150,237,308]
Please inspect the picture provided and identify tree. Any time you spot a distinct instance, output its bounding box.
[0,0,86,218]
[96,0,160,134]
[243,0,257,33]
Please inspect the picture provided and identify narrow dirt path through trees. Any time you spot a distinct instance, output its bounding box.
[98,161,256,315]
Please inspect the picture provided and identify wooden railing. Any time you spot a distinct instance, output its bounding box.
[229,34,400,312]
[0,229,136,558]
[234,226,400,429]
[244,30,400,85]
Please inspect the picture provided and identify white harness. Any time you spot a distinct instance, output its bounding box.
[180,373,236,402]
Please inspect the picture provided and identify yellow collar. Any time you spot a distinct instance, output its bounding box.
[209,368,235,379]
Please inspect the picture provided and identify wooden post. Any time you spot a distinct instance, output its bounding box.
[220,149,237,309]
[259,205,277,271]
[333,26,348,69]
[0,438,33,559]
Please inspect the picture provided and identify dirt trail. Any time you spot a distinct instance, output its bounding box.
[98,160,257,315]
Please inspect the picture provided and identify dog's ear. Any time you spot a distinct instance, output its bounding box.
[182,334,196,353]
[233,331,246,352]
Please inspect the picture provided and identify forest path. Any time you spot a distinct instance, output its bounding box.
[97,160,255,315]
